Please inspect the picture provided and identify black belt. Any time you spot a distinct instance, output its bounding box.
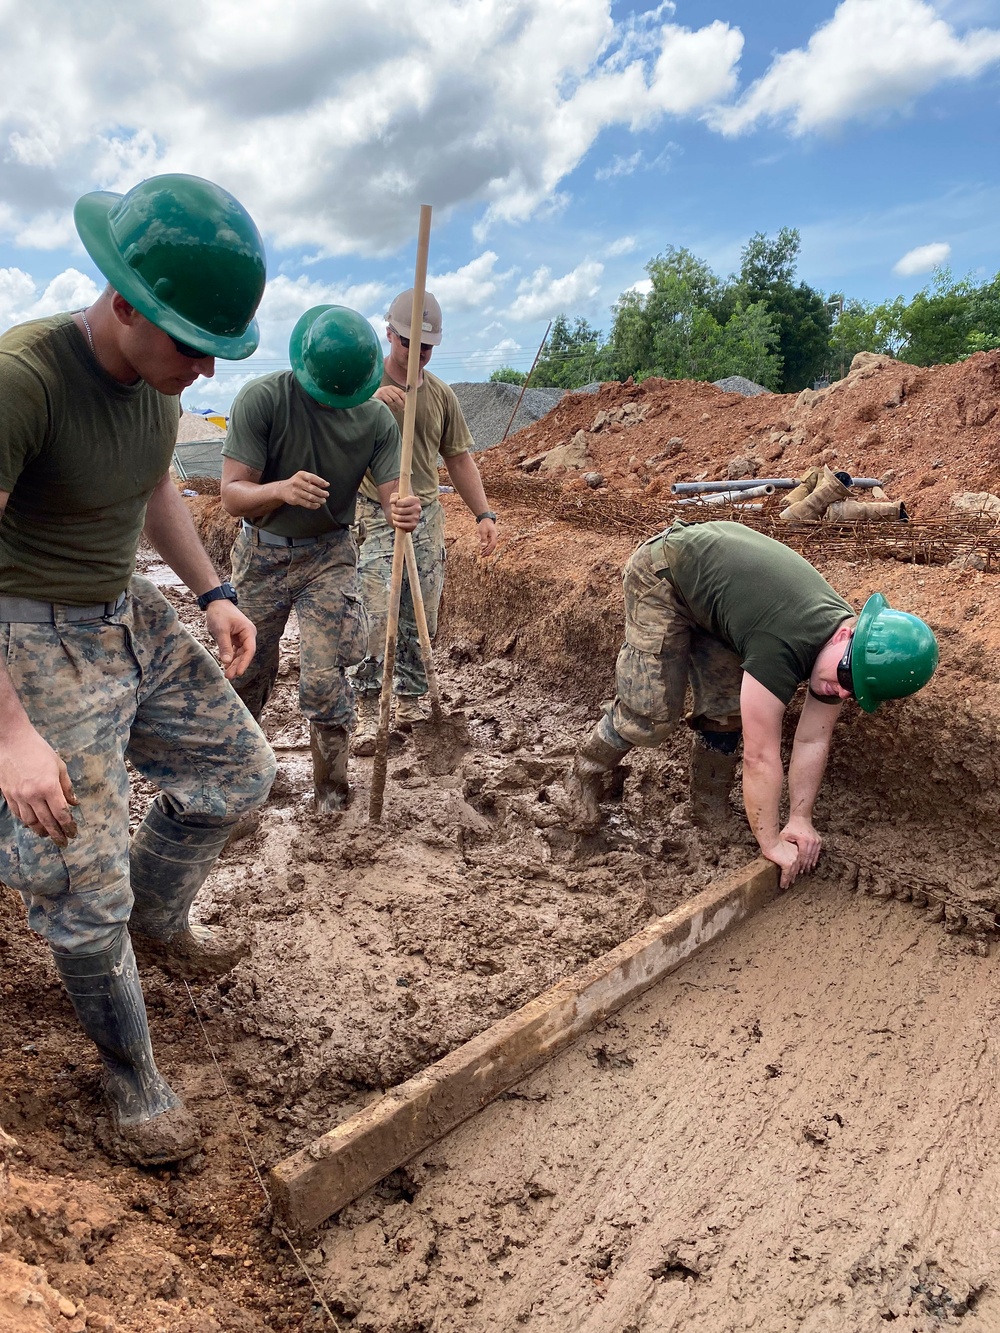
[242,519,342,548]
[0,591,128,623]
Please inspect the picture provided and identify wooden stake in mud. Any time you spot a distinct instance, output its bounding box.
[270,858,780,1230]
[369,204,433,823]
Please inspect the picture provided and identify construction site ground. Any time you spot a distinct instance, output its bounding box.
[2,353,1000,1332]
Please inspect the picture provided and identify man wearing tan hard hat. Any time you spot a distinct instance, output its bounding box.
[352,288,498,743]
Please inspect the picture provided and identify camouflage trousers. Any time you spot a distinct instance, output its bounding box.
[0,576,275,954]
[229,525,368,729]
[351,496,446,699]
[604,532,743,749]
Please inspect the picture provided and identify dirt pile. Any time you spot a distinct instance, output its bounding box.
[477,349,1000,519]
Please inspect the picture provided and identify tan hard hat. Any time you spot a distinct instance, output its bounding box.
[386,289,442,345]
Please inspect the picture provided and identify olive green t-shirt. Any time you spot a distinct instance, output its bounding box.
[224,371,402,537]
[359,368,472,507]
[659,521,854,704]
[0,314,179,604]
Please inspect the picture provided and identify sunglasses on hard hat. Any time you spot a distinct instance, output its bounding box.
[170,334,208,359]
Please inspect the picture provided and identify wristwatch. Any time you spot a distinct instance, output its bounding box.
[196,581,239,611]
[475,510,497,523]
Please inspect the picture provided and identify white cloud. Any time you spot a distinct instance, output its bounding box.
[715,0,1000,135]
[629,278,654,296]
[595,152,644,181]
[606,236,638,257]
[0,1,743,257]
[507,260,604,321]
[427,251,507,311]
[893,240,952,274]
[0,267,100,331]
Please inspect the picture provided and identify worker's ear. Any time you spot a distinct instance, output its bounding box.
[110,292,137,326]
[835,620,856,645]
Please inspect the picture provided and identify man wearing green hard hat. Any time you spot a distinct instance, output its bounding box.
[565,521,938,886]
[221,303,421,810]
[0,174,276,1166]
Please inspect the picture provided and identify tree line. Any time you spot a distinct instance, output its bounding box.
[491,228,1000,394]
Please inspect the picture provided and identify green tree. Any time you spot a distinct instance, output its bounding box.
[531,315,603,388]
[736,229,831,391]
[489,366,526,384]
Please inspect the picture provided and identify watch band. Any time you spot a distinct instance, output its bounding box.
[475,510,497,523]
[196,582,239,611]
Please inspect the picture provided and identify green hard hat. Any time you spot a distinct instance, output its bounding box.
[850,593,939,713]
[289,305,384,409]
[74,173,266,360]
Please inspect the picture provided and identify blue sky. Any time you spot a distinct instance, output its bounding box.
[1,0,998,410]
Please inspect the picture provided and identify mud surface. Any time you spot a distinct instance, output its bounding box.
[3,361,1000,1328]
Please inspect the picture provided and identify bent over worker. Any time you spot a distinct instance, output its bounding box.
[352,288,497,740]
[221,305,421,812]
[0,175,275,1166]
[566,521,938,885]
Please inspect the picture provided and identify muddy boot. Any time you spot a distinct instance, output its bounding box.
[779,466,849,522]
[780,466,820,509]
[394,694,425,726]
[129,799,249,981]
[563,723,632,833]
[689,735,741,830]
[311,723,351,814]
[52,929,201,1166]
[351,694,380,758]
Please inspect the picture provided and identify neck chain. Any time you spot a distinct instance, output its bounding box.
[80,307,95,356]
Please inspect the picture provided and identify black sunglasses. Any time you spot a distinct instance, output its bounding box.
[836,638,855,696]
[397,334,432,352]
[170,334,207,359]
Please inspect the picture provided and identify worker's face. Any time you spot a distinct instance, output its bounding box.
[387,326,434,376]
[114,297,216,395]
[809,631,854,701]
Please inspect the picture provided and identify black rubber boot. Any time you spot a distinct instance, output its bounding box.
[129,799,249,981]
[689,736,741,828]
[310,723,351,814]
[564,723,633,832]
[51,929,200,1166]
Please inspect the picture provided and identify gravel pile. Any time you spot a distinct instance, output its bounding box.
[712,376,771,397]
[451,381,565,451]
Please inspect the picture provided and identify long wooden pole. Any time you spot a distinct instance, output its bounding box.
[402,534,443,724]
[369,205,433,823]
[499,319,552,444]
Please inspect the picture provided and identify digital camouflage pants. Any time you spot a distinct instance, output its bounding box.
[229,525,368,729]
[0,577,275,955]
[351,496,446,699]
[603,531,743,749]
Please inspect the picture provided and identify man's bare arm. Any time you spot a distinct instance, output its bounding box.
[781,692,843,874]
[444,451,498,556]
[739,672,802,888]
[221,457,330,517]
[0,489,79,843]
[143,474,257,679]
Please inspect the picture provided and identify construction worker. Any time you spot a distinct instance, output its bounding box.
[352,289,497,741]
[0,174,275,1166]
[566,521,938,885]
[220,304,421,811]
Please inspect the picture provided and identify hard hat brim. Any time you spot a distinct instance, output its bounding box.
[74,191,260,360]
[850,593,888,713]
[289,307,384,409]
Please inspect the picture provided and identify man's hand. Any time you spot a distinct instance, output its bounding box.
[390,492,422,532]
[206,601,257,680]
[0,727,79,846]
[762,837,803,890]
[278,471,330,510]
[477,516,498,557]
[780,815,822,875]
[374,384,407,412]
